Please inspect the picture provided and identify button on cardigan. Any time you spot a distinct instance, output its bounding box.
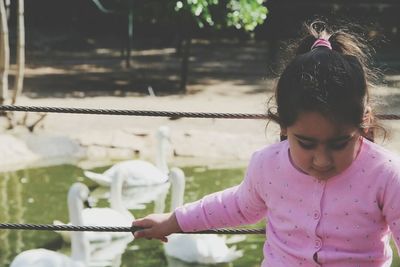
[175,139,400,266]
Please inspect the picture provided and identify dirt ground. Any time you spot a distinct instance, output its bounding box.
[1,37,400,172]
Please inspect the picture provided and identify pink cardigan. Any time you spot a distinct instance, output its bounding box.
[175,139,400,266]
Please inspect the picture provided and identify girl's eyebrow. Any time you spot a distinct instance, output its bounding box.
[294,134,353,142]
[294,134,316,141]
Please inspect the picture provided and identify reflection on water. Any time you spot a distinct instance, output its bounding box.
[0,164,400,266]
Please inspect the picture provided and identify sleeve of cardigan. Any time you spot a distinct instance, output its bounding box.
[381,160,400,253]
[175,150,267,232]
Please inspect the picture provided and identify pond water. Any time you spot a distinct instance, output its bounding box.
[0,164,399,266]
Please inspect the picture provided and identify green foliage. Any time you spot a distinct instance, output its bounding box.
[175,0,218,28]
[175,0,268,32]
[227,0,268,31]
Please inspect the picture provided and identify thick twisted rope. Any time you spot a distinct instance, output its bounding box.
[0,105,267,120]
[0,223,265,235]
[1,105,399,120]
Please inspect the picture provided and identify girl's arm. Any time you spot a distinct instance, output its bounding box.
[133,150,267,240]
[132,212,182,242]
[382,173,400,252]
[175,151,267,233]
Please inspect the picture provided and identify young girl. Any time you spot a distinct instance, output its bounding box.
[132,21,400,266]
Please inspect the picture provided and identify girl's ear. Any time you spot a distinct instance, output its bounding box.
[363,106,374,142]
[363,106,372,126]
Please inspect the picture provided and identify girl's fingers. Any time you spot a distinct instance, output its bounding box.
[131,214,171,241]
[132,218,153,228]
[134,228,154,239]
[133,229,145,238]
[131,220,151,238]
[133,227,168,242]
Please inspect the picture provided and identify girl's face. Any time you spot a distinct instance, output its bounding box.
[282,111,363,180]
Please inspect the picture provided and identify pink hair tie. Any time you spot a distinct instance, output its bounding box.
[311,38,332,50]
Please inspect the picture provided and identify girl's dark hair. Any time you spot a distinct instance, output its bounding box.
[268,20,381,141]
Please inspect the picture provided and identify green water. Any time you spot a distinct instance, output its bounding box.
[0,164,399,266]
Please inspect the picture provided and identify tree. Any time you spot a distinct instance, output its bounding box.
[0,0,9,106]
[90,0,134,68]
[174,0,268,91]
[12,0,25,105]
[175,0,268,31]
[90,0,268,91]
[0,0,43,131]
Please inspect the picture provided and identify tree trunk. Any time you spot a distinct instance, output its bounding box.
[0,0,10,105]
[12,0,25,105]
[179,37,191,92]
[125,0,133,68]
[4,0,9,19]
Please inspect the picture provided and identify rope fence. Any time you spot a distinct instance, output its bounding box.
[0,104,398,236]
[0,104,271,236]
[0,223,265,235]
[1,105,400,120]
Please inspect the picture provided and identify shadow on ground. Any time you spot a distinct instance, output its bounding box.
[14,37,279,98]
[10,34,400,99]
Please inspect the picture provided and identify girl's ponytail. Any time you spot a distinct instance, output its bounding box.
[270,19,385,142]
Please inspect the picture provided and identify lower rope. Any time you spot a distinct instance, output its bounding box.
[0,223,265,235]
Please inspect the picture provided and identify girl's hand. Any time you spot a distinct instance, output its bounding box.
[132,212,182,242]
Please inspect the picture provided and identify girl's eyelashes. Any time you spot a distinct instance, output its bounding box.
[297,140,317,150]
[327,140,350,150]
[297,139,351,150]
